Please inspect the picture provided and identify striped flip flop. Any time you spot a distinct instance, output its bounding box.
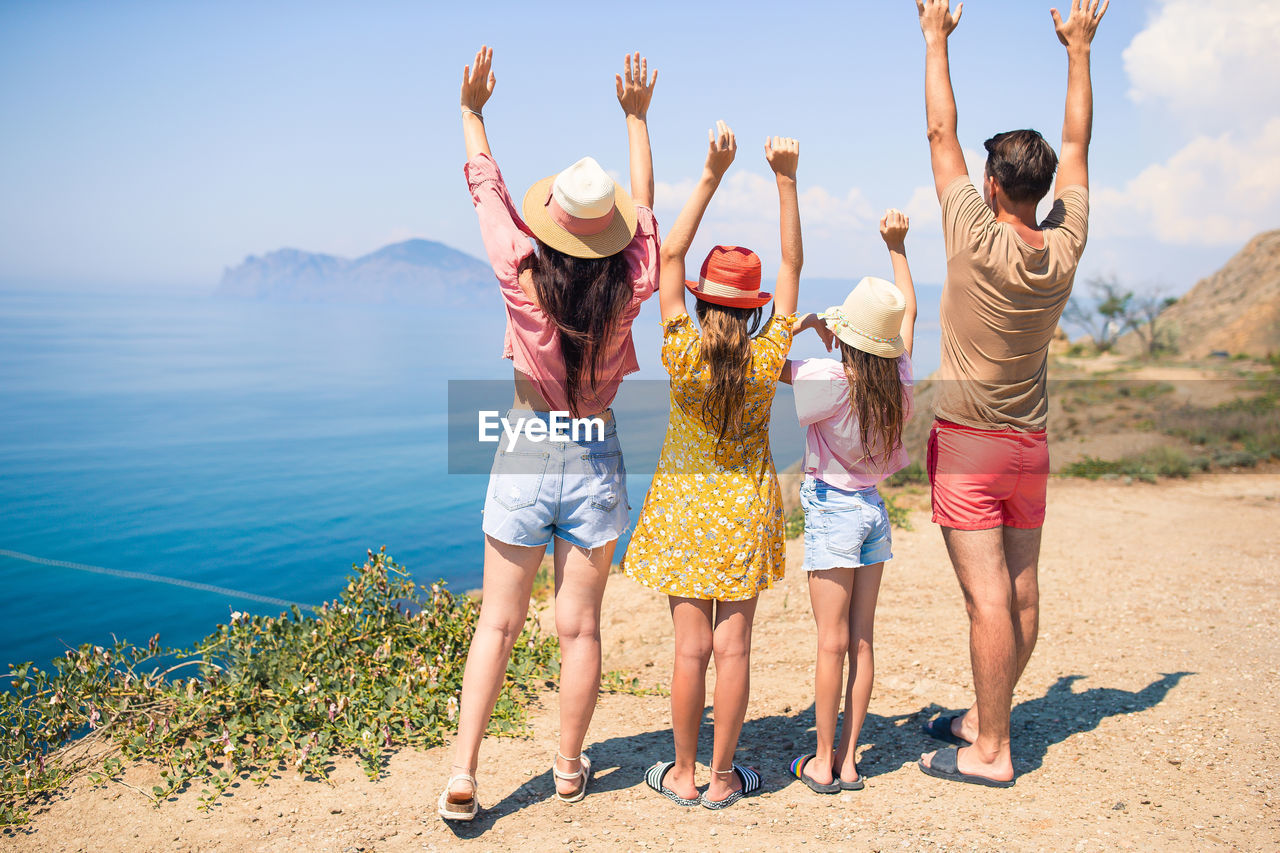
[644,761,700,807]
[699,764,761,810]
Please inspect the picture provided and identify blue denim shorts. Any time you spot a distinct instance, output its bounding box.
[800,476,893,571]
[481,409,629,550]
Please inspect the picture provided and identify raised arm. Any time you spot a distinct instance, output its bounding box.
[916,0,968,199]
[658,121,737,321]
[615,52,657,209]
[766,136,801,317]
[880,209,917,358]
[460,46,495,161]
[1052,0,1108,193]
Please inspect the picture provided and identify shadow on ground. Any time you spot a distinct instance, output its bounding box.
[444,669,1191,836]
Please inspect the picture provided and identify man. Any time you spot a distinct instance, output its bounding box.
[914,0,1107,786]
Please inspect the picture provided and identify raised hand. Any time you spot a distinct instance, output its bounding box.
[880,209,910,249]
[461,46,495,115]
[616,52,657,119]
[1052,0,1109,50]
[765,136,799,181]
[705,120,737,180]
[916,0,964,43]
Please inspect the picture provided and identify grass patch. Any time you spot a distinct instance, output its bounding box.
[1061,446,1210,483]
[1159,388,1280,460]
[884,492,913,531]
[599,670,667,697]
[785,506,805,540]
[885,461,926,487]
[0,548,559,827]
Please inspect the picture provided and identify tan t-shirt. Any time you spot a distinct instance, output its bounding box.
[933,176,1089,432]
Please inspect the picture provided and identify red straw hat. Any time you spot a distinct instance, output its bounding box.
[685,245,772,309]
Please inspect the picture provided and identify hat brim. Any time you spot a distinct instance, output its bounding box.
[522,175,638,259]
[827,320,905,358]
[684,279,773,309]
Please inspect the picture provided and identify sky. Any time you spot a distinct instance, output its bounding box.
[1,0,1276,295]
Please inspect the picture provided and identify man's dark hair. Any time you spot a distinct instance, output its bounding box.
[983,129,1059,204]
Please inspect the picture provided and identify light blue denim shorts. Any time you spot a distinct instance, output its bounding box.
[481,409,629,550]
[800,476,893,571]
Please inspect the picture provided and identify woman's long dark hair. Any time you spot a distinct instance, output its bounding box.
[839,341,906,469]
[519,242,632,416]
[694,298,767,449]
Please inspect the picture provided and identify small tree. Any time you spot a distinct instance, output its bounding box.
[1064,275,1132,352]
[1127,290,1179,357]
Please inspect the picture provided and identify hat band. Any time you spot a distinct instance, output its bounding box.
[697,275,759,299]
[820,309,899,345]
[546,193,615,237]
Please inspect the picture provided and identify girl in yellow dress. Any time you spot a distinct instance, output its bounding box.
[624,121,801,809]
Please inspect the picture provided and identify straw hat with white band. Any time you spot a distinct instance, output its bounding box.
[521,157,638,259]
[819,276,906,358]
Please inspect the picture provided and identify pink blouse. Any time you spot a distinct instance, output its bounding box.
[464,153,660,413]
[791,356,915,490]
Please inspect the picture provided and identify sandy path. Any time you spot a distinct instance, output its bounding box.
[6,475,1278,852]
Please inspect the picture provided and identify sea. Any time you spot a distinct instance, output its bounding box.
[0,283,941,670]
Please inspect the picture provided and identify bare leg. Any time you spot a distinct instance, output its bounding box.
[666,597,714,801]
[954,526,1042,742]
[921,527,1015,782]
[448,535,546,799]
[835,562,883,783]
[1005,526,1042,679]
[551,537,615,796]
[805,568,855,785]
[705,597,759,802]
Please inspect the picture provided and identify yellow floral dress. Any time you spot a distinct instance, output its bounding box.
[622,312,796,601]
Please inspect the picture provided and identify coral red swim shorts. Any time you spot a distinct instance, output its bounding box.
[927,418,1050,530]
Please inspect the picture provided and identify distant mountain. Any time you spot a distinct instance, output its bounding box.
[216,239,499,307]
[1117,229,1280,358]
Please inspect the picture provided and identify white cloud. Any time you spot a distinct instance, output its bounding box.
[904,185,941,228]
[1093,117,1280,246]
[1123,0,1280,129]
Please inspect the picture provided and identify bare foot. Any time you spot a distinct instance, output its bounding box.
[954,708,980,743]
[704,768,743,802]
[447,774,475,803]
[553,755,584,798]
[661,763,699,801]
[920,745,1014,783]
[802,754,835,786]
[834,749,861,785]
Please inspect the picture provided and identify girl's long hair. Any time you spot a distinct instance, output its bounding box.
[519,241,632,417]
[839,341,906,469]
[694,298,767,449]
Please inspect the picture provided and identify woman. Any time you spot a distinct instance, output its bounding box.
[438,46,659,821]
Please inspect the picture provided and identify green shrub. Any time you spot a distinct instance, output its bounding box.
[1061,447,1194,482]
[885,461,927,487]
[1061,456,1125,480]
[1213,450,1259,468]
[785,506,805,540]
[884,493,913,531]
[0,548,559,826]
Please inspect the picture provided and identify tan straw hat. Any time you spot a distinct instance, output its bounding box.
[820,276,906,358]
[521,157,638,259]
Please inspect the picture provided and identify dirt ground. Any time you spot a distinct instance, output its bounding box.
[6,474,1279,852]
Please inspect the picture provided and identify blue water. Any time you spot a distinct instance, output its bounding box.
[0,284,940,670]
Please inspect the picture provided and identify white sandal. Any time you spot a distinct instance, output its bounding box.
[437,772,479,821]
[552,752,593,804]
